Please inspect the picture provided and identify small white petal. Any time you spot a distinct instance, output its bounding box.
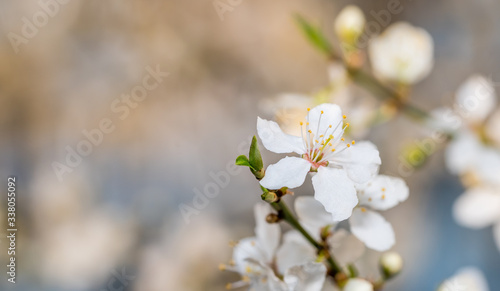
[276,231,317,275]
[254,203,281,262]
[284,262,327,291]
[232,237,268,275]
[267,269,289,291]
[445,129,482,176]
[307,104,344,140]
[439,267,489,291]
[455,75,496,124]
[453,187,500,229]
[260,157,311,189]
[333,141,381,184]
[257,117,305,154]
[312,167,358,222]
[356,175,409,211]
[344,278,374,291]
[349,208,395,251]
[295,196,335,238]
[494,223,500,253]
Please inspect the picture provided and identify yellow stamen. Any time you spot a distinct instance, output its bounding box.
[382,194,386,200]
[321,110,324,114]
[368,198,372,202]
[226,283,232,290]
[300,121,303,125]
[329,125,332,128]
[331,149,336,152]
[347,144,351,147]
[219,264,227,271]
[352,140,355,145]
[382,188,386,191]
[341,138,345,141]
[343,115,346,119]
[307,108,311,111]
[361,207,366,212]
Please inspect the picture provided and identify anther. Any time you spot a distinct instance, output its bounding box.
[321,110,324,114]
[307,108,311,111]
[382,188,386,191]
[300,121,303,125]
[382,194,386,200]
[347,144,351,147]
[219,264,227,271]
[341,138,345,141]
[343,115,346,119]
[361,207,366,212]
[352,140,355,145]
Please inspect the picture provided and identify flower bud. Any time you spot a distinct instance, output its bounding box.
[261,191,278,203]
[380,251,403,278]
[343,278,373,291]
[334,5,366,45]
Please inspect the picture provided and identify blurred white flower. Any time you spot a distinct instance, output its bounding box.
[344,278,373,291]
[438,267,489,291]
[334,5,366,45]
[227,203,326,290]
[453,186,500,252]
[434,75,500,187]
[454,75,496,125]
[369,22,434,84]
[294,174,408,251]
[258,103,381,222]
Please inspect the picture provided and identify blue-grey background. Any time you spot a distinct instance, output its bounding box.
[0,0,499,290]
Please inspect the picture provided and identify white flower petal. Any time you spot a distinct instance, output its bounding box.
[439,267,489,291]
[257,117,305,154]
[333,141,381,184]
[307,104,344,140]
[232,237,268,275]
[254,203,281,262]
[295,196,335,238]
[267,269,289,291]
[276,231,317,275]
[453,187,500,229]
[344,278,373,291]
[349,208,395,251]
[284,262,327,291]
[445,129,482,176]
[260,157,311,189]
[494,223,500,253]
[455,75,496,124]
[474,148,500,186]
[312,167,358,222]
[356,175,409,211]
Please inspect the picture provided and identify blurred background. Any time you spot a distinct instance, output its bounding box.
[0,0,499,290]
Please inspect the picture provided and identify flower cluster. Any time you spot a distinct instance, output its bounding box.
[225,103,408,290]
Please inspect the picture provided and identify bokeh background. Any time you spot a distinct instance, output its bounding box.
[0,0,499,290]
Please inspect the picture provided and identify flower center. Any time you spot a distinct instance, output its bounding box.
[299,108,355,169]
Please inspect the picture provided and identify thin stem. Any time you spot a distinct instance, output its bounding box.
[271,199,343,276]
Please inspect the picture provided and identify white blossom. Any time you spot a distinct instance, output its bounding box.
[258,103,381,222]
[438,267,489,291]
[369,22,434,84]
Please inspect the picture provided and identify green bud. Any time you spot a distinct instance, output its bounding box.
[261,191,278,203]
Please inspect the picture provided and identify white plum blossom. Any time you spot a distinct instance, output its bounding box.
[369,22,434,84]
[258,103,381,222]
[438,267,489,291]
[226,203,327,290]
[453,186,500,252]
[436,75,500,187]
[294,174,409,252]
